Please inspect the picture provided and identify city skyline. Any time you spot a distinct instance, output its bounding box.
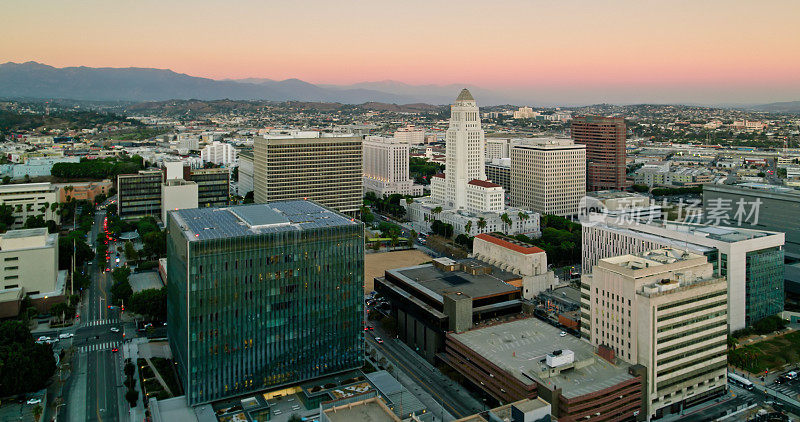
[2,0,800,104]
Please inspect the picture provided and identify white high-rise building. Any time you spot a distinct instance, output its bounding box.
[432,89,487,210]
[362,136,422,197]
[406,90,540,237]
[394,125,425,145]
[200,141,237,166]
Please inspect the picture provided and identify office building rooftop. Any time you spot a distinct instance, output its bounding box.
[386,259,520,304]
[449,317,636,399]
[170,201,357,241]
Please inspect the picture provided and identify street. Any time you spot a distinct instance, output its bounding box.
[62,209,126,422]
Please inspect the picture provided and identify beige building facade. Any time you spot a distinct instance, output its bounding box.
[581,248,728,419]
[0,182,61,228]
[510,138,586,217]
[161,180,199,222]
[0,228,62,316]
[253,135,362,215]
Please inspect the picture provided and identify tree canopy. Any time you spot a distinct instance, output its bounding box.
[0,321,57,396]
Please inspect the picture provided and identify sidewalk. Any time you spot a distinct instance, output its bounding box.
[124,337,148,422]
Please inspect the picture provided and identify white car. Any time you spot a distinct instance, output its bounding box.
[37,336,50,342]
[559,331,567,337]
[58,333,74,339]
[110,327,120,333]
[26,398,41,405]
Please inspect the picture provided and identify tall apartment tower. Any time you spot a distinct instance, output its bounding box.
[167,201,365,405]
[571,116,626,191]
[510,138,586,217]
[582,248,728,419]
[434,88,490,210]
[253,134,362,216]
[362,136,421,197]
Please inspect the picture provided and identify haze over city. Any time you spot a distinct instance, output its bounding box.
[2,0,800,104]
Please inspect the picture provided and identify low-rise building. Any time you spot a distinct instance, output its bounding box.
[0,228,63,317]
[55,180,113,203]
[0,182,61,228]
[472,233,555,298]
[445,317,643,421]
[374,257,525,363]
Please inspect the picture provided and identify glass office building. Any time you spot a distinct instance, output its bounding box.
[167,201,364,405]
[745,247,785,325]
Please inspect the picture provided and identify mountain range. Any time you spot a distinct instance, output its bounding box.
[0,62,481,105]
[0,62,798,110]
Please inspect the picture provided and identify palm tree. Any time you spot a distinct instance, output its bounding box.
[477,217,487,233]
[432,206,443,219]
[500,213,512,233]
[406,197,414,205]
[518,211,529,223]
[390,235,399,250]
[464,220,472,235]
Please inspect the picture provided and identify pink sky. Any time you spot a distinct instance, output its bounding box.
[3,0,800,103]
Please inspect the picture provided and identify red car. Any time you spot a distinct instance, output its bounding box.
[111,347,119,353]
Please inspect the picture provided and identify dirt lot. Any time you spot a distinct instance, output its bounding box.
[364,249,431,292]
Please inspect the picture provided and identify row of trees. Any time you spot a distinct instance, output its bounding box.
[651,186,703,196]
[51,155,144,180]
[513,215,581,267]
[364,192,409,220]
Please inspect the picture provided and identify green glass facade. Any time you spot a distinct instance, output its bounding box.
[745,247,785,325]
[167,202,364,405]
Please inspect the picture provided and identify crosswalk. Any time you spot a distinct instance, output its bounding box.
[771,382,799,397]
[79,341,121,353]
[83,318,119,327]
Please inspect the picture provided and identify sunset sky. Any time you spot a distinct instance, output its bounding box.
[3,0,800,104]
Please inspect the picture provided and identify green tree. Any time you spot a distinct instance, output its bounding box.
[129,287,167,321]
[477,217,487,233]
[0,320,57,396]
[125,389,139,407]
[500,213,512,233]
[464,220,472,235]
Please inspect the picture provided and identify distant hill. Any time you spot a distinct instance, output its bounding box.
[752,101,800,113]
[0,62,423,104]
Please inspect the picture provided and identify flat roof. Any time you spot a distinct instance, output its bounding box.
[171,200,357,241]
[449,317,635,399]
[323,398,400,422]
[1,228,48,239]
[388,261,519,303]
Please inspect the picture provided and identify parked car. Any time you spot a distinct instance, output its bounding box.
[110,327,120,333]
[26,398,41,405]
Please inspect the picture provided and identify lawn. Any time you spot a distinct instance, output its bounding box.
[728,331,800,373]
